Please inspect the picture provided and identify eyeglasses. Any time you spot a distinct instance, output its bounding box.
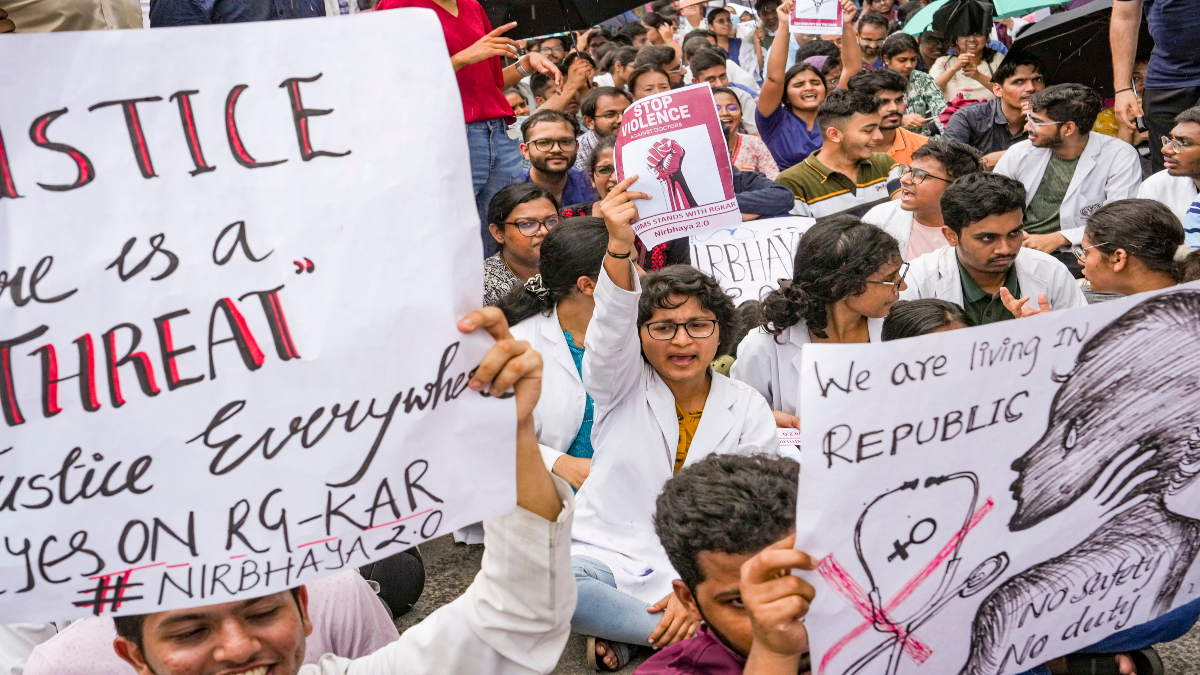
[666,65,684,74]
[594,110,623,122]
[859,37,885,46]
[865,262,910,288]
[1071,241,1108,262]
[715,104,741,113]
[528,138,579,152]
[540,45,565,54]
[1161,136,1196,153]
[1026,114,1063,128]
[898,165,950,185]
[594,165,615,176]
[642,319,717,341]
[505,217,560,236]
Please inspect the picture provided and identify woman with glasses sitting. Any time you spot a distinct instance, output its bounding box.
[570,177,778,671]
[732,216,907,429]
[714,86,779,179]
[1070,199,1200,300]
[483,183,560,307]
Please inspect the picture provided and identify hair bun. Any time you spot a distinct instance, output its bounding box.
[1176,245,1194,263]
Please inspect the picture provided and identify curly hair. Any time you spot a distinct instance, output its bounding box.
[638,265,739,357]
[655,454,799,590]
[760,215,901,339]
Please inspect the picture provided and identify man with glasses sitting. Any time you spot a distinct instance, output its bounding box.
[575,87,632,172]
[1139,106,1200,249]
[520,108,600,208]
[994,83,1143,275]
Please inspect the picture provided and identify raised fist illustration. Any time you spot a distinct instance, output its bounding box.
[646,138,697,211]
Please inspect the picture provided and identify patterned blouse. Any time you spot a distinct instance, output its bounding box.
[731,133,780,180]
[483,252,520,307]
[905,69,948,135]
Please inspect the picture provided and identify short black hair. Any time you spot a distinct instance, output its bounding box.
[114,587,304,654]
[881,32,919,61]
[689,48,727,78]
[642,11,669,29]
[635,44,677,69]
[682,30,718,61]
[856,10,890,32]
[882,299,975,341]
[939,173,1026,235]
[992,52,1045,87]
[755,0,781,13]
[603,45,640,72]
[528,71,556,100]
[520,107,579,141]
[1030,83,1102,134]
[1175,105,1200,127]
[655,454,799,590]
[796,38,840,62]
[909,138,983,181]
[487,182,560,226]
[706,6,731,23]
[847,68,909,97]
[581,86,631,119]
[1085,199,1187,280]
[638,265,739,357]
[896,0,923,24]
[816,88,881,133]
[619,22,648,40]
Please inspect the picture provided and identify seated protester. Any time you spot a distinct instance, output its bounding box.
[732,216,905,424]
[23,571,399,675]
[915,29,948,73]
[943,53,1045,169]
[636,44,686,88]
[1075,199,1200,297]
[863,139,984,260]
[756,4,827,171]
[504,88,530,117]
[595,45,640,89]
[629,66,674,101]
[681,30,761,95]
[880,33,948,136]
[484,183,560,306]
[714,86,779,179]
[847,68,928,164]
[690,49,759,134]
[1138,106,1200,248]
[881,298,974,340]
[110,312,576,675]
[899,173,1086,324]
[930,31,1004,102]
[500,217,609,490]
[575,87,632,171]
[637,453,817,675]
[520,108,600,207]
[712,300,762,376]
[563,135,618,217]
[775,89,900,219]
[994,84,1142,273]
[573,180,778,670]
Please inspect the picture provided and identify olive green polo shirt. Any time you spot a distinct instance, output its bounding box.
[958,259,1021,326]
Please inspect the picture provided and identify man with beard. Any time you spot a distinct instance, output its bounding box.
[574,87,632,171]
[854,11,888,71]
[1139,106,1200,247]
[995,84,1142,271]
[943,54,1045,169]
[900,173,1085,325]
[520,109,600,206]
[847,68,927,164]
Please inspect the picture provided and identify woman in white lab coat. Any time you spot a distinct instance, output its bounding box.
[731,215,906,426]
[573,178,777,670]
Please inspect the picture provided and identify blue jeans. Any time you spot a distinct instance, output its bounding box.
[572,556,664,646]
[466,118,523,257]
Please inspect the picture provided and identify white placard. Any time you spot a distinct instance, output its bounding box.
[689,217,815,304]
[790,0,843,35]
[0,12,515,622]
[797,283,1200,675]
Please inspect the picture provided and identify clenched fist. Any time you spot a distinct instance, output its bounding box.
[647,138,686,180]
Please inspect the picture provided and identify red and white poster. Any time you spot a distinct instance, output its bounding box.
[790,0,842,35]
[614,84,740,249]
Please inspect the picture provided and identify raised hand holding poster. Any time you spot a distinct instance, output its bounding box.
[790,0,843,35]
[0,12,515,622]
[614,84,741,249]
[796,284,1200,675]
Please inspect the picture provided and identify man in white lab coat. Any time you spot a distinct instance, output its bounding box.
[900,173,1086,325]
[994,84,1142,266]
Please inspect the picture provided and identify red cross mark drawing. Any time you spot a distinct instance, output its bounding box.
[817,498,995,675]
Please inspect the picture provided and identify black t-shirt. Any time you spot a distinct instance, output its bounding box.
[1121,0,1200,88]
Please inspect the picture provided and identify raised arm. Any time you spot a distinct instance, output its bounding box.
[837,0,862,89]
[758,0,795,119]
[1110,0,1144,131]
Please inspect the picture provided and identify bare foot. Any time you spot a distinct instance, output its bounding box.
[595,639,620,670]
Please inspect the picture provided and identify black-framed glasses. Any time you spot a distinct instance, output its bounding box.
[866,262,910,288]
[594,165,615,177]
[540,45,565,54]
[594,110,623,122]
[642,319,717,341]
[1161,136,1196,153]
[1071,241,1108,262]
[528,138,578,152]
[898,165,950,185]
[505,217,560,236]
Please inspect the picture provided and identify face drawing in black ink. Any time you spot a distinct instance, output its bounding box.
[961,291,1200,675]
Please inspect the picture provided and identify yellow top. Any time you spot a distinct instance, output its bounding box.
[675,404,704,473]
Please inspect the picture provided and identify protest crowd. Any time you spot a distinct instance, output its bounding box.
[5,0,1200,673]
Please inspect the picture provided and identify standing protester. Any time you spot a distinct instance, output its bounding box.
[1111,0,1200,173]
[943,54,1045,169]
[900,173,1086,324]
[690,49,759,134]
[575,87,632,171]
[756,2,827,171]
[863,139,983,260]
[880,33,948,135]
[152,0,315,24]
[484,184,560,306]
[1,0,138,29]
[775,89,900,219]
[519,109,600,207]
[847,69,928,164]
[1138,106,1200,247]
[715,87,780,179]
[994,84,1142,269]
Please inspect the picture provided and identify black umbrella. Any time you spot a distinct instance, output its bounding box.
[932,0,995,40]
[1007,0,1153,98]
[482,0,644,41]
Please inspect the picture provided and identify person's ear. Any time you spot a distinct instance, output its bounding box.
[826,125,844,144]
[520,142,531,161]
[671,580,704,622]
[577,275,598,296]
[584,116,597,131]
[942,226,960,247]
[1062,120,1077,138]
[489,222,506,245]
[296,585,314,637]
[991,81,1003,99]
[113,637,155,675]
[1110,248,1129,273]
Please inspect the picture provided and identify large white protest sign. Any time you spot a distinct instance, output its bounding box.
[796,283,1200,675]
[615,84,740,249]
[0,13,515,622]
[689,216,814,304]
[790,0,842,35]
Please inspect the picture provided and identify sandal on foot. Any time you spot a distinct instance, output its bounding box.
[585,636,633,672]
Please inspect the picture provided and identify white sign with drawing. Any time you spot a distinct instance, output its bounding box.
[689,217,815,304]
[790,0,843,35]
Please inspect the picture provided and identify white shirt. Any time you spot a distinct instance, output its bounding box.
[572,263,777,603]
[510,308,588,472]
[994,132,1143,246]
[1137,169,1199,221]
[899,246,1087,311]
[593,72,615,88]
[863,199,916,256]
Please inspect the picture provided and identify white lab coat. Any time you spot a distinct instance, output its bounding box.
[993,132,1142,245]
[731,318,884,418]
[899,246,1087,310]
[510,308,588,473]
[572,263,777,603]
[862,199,916,256]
